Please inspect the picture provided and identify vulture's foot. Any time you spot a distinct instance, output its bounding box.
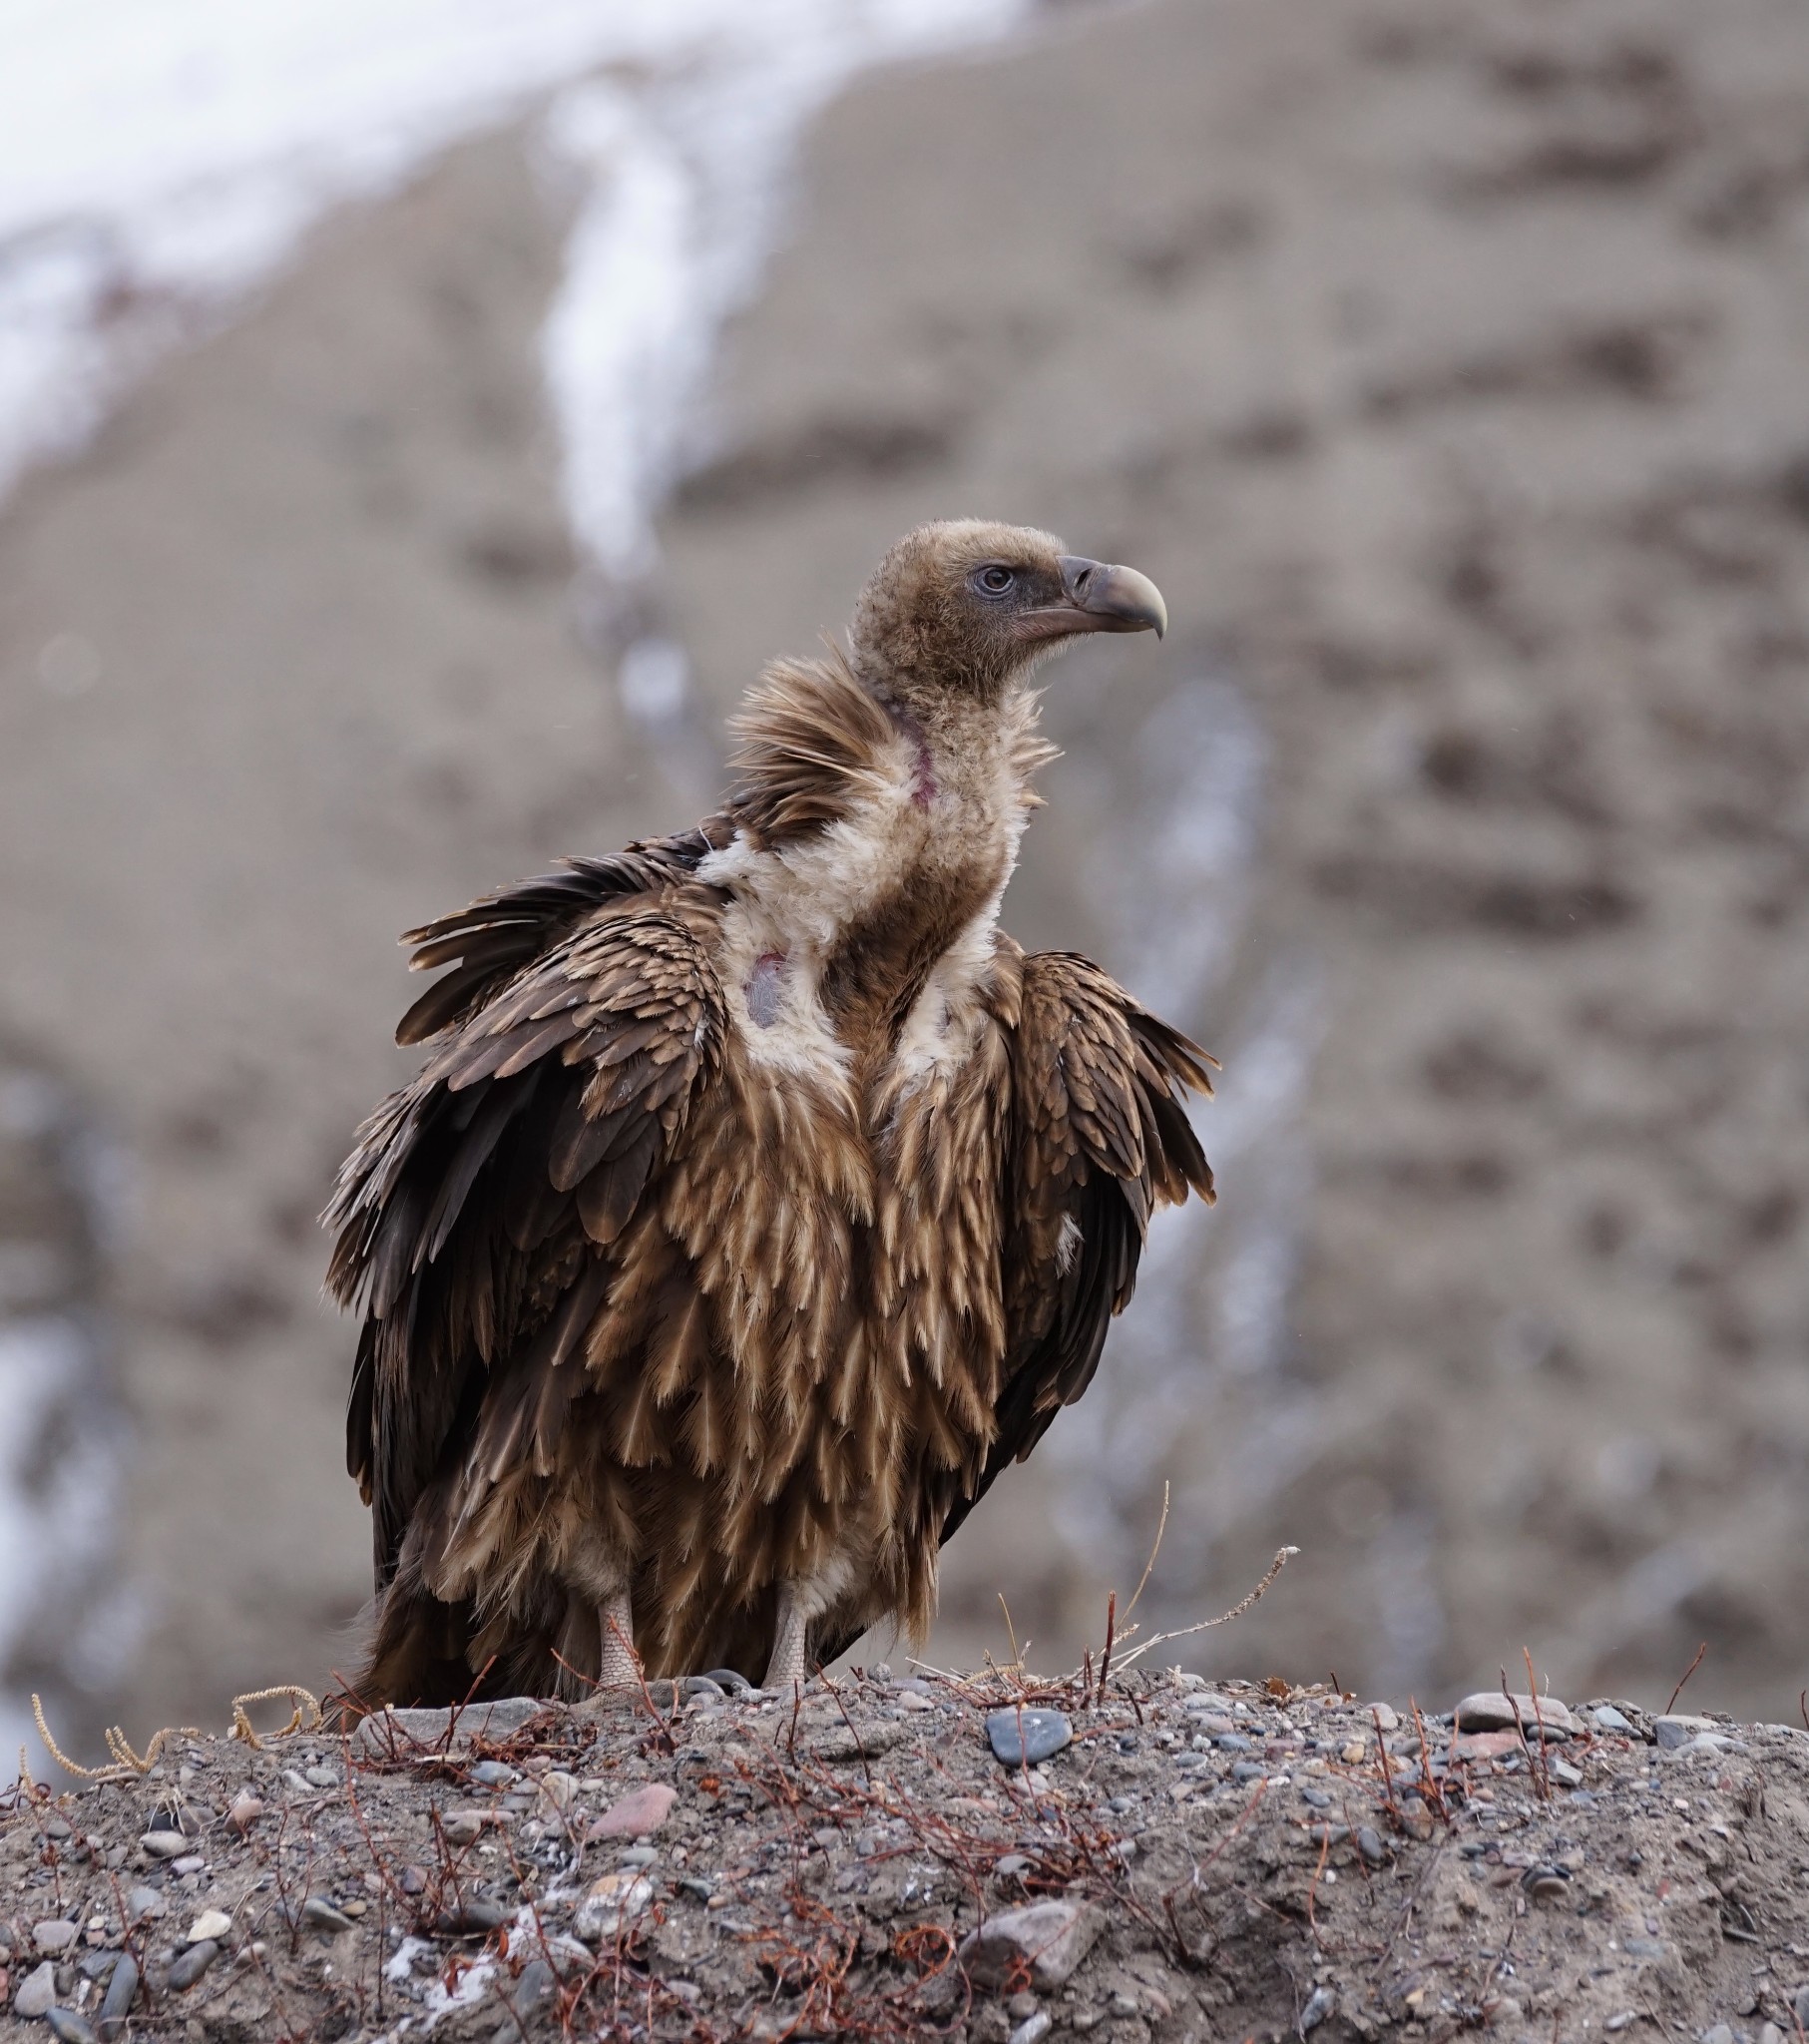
[763,1585,813,1693]
[589,1589,642,1696]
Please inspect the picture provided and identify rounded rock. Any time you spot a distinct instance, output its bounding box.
[14,1961,59,2018]
[167,1940,219,1993]
[986,1708,1073,1768]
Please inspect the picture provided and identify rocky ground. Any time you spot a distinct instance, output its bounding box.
[5,1657,1809,2044]
[2,0,1808,1738]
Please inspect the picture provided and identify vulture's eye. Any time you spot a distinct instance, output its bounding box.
[974,565,1016,597]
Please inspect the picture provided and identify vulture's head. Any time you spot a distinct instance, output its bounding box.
[849,519,1166,711]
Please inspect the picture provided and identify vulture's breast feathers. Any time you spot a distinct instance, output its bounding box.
[699,648,1054,1095]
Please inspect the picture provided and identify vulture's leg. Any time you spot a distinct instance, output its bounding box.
[763,1583,811,1692]
[598,1587,641,1689]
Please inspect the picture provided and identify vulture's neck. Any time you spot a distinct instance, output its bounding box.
[701,652,1054,1079]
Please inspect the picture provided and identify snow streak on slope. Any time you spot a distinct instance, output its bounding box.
[0,0,1027,539]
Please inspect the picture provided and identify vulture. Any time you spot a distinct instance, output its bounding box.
[327,520,1216,1706]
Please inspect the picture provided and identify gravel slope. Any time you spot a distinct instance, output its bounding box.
[0,0,1806,1736]
[6,1664,1809,2043]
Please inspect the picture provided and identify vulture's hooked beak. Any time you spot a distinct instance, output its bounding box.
[1018,556,1168,643]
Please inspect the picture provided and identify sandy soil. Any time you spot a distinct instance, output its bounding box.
[0,0,1807,1738]
[6,1662,1809,2042]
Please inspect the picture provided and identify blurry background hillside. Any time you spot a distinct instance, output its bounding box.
[2,0,1807,1761]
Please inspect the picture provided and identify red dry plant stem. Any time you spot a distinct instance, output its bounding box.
[1666,1641,1708,1716]
[1408,1699,1450,1826]
[1520,1650,1555,1804]
[1371,1707,1404,1829]
[1097,1591,1118,1704]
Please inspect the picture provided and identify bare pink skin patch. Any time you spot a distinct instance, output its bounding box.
[745,950,788,1029]
[911,737,938,809]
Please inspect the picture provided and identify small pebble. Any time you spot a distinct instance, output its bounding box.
[575,1871,655,1941]
[226,1792,263,1835]
[1592,1706,1634,1734]
[701,1668,753,1695]
[986,1708,1072,1768]
[1356,1826,1389,1866]
[1453,1692,1576,1739]
[34,1921,79,1955]
[46,2011,98,2044]
[1010,2014,1053,2044]
[125,1888,165,1921]
[303,1766,339,1789]
[14,1962,59,2018]
[898,1690,934,1712]
[99,1953,138,2032]
[434,1898,512,1935]
[537,1770,579,1812]
[468,1760,516,1788]
[167,1940,219,1992]
[298,1897,355,1934]
[187,1910,231,1944]
[589,1784,678,1841]
[139,1831,189,1860]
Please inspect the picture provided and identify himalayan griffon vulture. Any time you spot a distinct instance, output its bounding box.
[327,520,1215,1703]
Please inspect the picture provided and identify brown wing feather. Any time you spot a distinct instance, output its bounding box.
[326,902,727,1587]
[392,827,722,1047]
[942,949,1215,1547]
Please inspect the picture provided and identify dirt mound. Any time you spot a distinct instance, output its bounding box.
[5,1664,1807,2042]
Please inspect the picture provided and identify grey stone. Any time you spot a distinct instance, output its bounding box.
[33,1921,78,1955]
[298,1896,355,1934]
[1653,1715,1717,1750]
[1214,1732,1253,1753]
[1452,1693,1577,1739]
[353,1697,547,1757]
[1299,1985,1334,2035]
[138,1830,189,1859]
[1796,1986,1809,2031]
[45,2012,97,2044]
[1298,1787,1332,1808]
[1591,1706,1634,1734]
[167,1940,218,1993]
[1622,1937,1666,1959]
[1666,1733,1746,1760]
[1010,2014,1053,2044]
[1231,1762,1266,1783]
[986,1709,1072,1768]
[506,1958,555,2016]
[468,1761,517,1788]
[14,1962,59,2018]
[1701,2027,1734,2044]
[435,1898,513,1936]
[959,1900,1106,1990]
[125,1887,165,1921]
[1356,1826,1389,1866]
[802,1721,905,1764]
[303,1766,339,1789]
[99,1953,138,2031]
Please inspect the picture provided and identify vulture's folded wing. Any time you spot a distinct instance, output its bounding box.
[943,950,1216,1545]
[325,899,727,1586]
